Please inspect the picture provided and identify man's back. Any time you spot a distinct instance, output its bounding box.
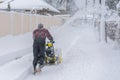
[33,28,53,42]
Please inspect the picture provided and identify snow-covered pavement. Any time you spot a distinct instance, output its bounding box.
[0,33,33,65]
[1,0,120,80]
[0,13,120,80]
[24,24,120,80]
[0,20,120,80]
[0,54,32,80]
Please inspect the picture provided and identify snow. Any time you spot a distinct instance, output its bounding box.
[0,0,120,80]
[0,33,32,56]
[0,0,60,13]
[25,23,120,80]
[75,0,86,9]
[0,17,120,80]
[0,33,33,65]
[116,1,120,9]
[0,54,32,80]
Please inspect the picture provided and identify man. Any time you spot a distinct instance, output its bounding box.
[33,23,53,73]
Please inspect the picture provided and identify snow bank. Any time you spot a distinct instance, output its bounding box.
[0,33,33,65]
[0,54,32,80]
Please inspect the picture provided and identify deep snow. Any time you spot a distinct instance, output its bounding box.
[0,0,120,79]
[0,13,120,80]
[0,0,60,13]
[0,33,32,57]
[24,23,120,80]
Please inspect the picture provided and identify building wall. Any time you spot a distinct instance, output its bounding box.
[0,11,64,37]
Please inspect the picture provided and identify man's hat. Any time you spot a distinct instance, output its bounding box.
[38,23,43,29]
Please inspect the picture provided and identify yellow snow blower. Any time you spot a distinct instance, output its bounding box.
[45,41,62,64]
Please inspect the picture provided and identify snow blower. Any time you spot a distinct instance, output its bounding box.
[34,41,62,74]
[45,41,62,65]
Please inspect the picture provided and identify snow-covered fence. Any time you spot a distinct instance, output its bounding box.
[105,21,118,41]
[0,11,64,37]
[94,19,120,43]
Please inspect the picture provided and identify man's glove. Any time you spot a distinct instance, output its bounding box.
[50,40,55,43]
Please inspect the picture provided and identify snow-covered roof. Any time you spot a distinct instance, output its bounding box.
[0,0,60,13]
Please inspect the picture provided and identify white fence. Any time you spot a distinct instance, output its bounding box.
[94,19,120,43]
[0,11,65,37]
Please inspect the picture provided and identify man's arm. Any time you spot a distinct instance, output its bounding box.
[46,29,53,41]
[33,30,36,40]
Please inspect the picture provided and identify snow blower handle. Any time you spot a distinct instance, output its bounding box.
[46,41,54,47]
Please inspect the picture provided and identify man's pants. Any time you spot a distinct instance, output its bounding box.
[33,41,45,70]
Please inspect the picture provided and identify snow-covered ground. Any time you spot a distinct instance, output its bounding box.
[24,23,120,80]
[0,0,120,79]
[0,0,60,13]
[0,17,120,80]
[0,33,32,56]
[0,33,33,65]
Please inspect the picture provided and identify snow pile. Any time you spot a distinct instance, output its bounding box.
[0,0,60,13]
[0,33,32,56]
[0,33,33,65]
[0,54,32,80]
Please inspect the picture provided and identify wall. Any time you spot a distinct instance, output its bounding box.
[0,11,64,37]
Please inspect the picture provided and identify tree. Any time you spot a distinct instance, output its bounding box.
[44,0,78,15]
[106,0,120,10]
